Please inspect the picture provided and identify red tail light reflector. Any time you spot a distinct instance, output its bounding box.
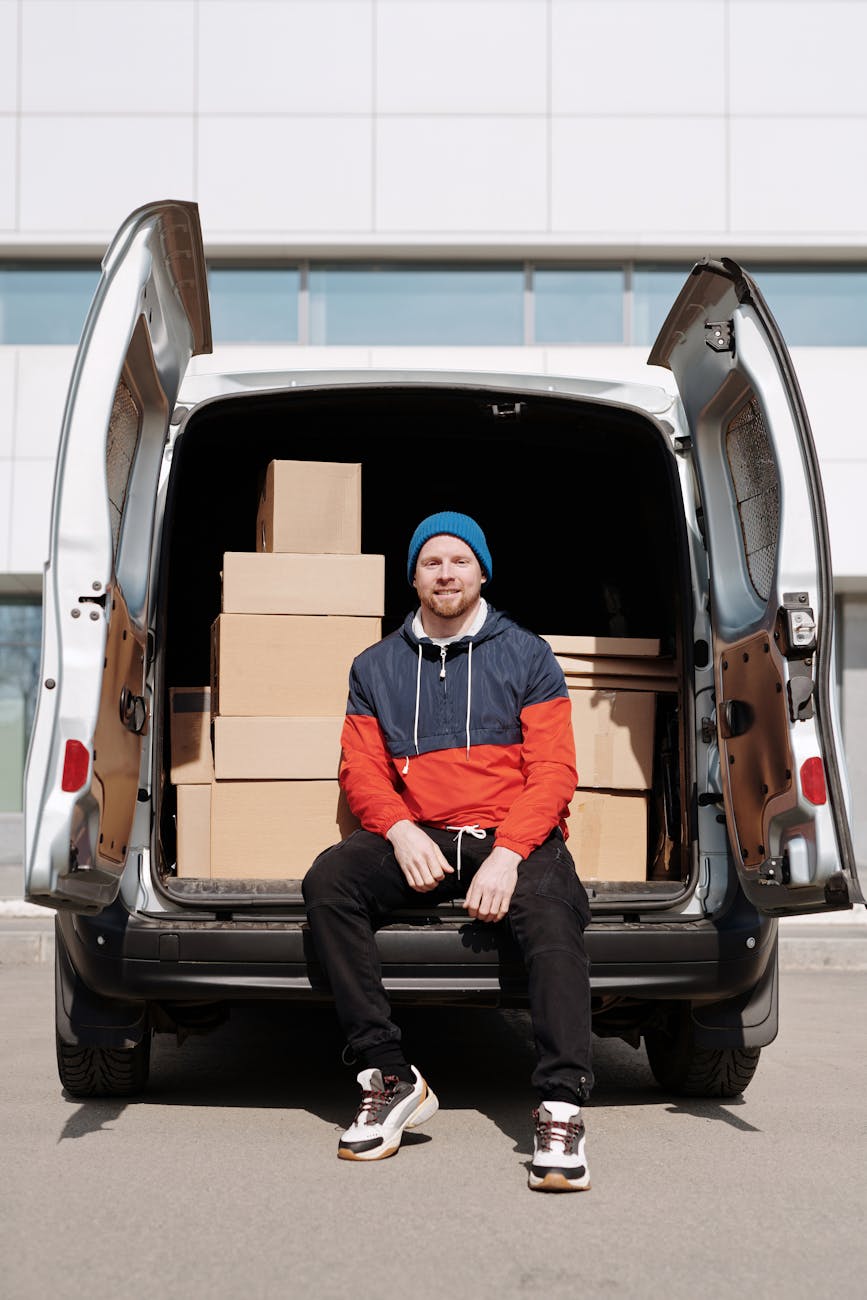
[61,740,90,792]
[800,756,827,806]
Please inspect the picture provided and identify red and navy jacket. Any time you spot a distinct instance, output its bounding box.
[338,605,578,859]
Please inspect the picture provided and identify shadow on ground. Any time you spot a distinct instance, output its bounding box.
[58,1001,759,1145]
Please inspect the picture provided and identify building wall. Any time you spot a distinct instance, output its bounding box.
[2,0,866,258]
[2,0,867,858]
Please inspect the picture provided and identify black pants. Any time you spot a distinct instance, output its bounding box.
[302,825,594,1101]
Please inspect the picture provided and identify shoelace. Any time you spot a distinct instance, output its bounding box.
[354,1076,401,1125]
[533,1109,583,1155]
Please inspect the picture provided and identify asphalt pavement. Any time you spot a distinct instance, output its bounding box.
[1,964,865,1300]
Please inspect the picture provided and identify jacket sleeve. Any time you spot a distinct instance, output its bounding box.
[338,661,414,837]
[493,642,578,859]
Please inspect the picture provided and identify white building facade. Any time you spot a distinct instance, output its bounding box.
[1,0,867,857]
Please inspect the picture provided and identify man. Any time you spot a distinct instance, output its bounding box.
[302,511,593,1192]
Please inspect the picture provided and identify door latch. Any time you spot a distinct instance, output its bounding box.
[705,320,734,353]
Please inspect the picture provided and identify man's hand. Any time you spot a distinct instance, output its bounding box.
[386,820,455,892]
[463,846,521,922]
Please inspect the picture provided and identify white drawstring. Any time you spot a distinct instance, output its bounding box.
[402,643,424,776]
[465,640,473,759]
[445,824,486,881]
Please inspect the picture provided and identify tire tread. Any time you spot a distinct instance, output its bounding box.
[56,1036,150,1097]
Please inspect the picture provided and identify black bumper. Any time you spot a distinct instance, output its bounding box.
[58,888,777,1008]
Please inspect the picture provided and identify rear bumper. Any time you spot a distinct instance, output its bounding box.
[59,889,777,1007]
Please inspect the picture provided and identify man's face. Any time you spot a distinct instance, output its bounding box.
[414,534,485,622]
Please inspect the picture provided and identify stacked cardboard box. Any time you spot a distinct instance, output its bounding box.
[173,460,383,880]
[543,634,674,882]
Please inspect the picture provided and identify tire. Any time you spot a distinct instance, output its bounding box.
[56,1032,151,1098]
[645,1009,761,1098]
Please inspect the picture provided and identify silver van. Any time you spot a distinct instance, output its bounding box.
[25,200,865,1099]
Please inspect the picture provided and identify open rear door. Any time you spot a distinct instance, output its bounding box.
[24,200,211,913]
[650,258,864,916]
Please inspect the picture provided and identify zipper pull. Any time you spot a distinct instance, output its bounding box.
[439,646,447,680]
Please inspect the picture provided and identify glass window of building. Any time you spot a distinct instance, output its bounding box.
[0,265,100,345]
[631,266,691,346]
[0,602,42,812]
[534,268,624,343]
[207,268,300,343]
[308,265,525,345]
[749,267,867,346]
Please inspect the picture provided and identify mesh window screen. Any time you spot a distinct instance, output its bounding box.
[105,380,142,560]
[725,397,780,601]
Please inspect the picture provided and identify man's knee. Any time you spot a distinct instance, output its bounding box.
[512,845,591,934]
[303,837,361,906]
[302,830,391,908]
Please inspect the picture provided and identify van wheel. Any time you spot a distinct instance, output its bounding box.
[56,1033,151,1097]
[644,1011,761,1098]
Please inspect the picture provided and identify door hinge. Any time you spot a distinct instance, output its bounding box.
[705,320,734,353]
[700,716,716,744]
[758,856,789,885]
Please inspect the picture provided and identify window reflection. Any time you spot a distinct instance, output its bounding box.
[749,267,867,346]
[632,266,691,346]
[535,268,623,343]
[208,267,300,343]
[4,262,867,349]
[309,265,524,345]
[0,266,99,345]
[0,602,42,813]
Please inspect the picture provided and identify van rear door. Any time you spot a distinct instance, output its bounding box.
[650,258,864,916]
[24,200,211,913]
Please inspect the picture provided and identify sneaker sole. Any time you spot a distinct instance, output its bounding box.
[528,1170,591,1193]
[338,1081,439,1162]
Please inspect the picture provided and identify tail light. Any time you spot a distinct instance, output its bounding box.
[800,756,827,806]
[61,740,90,792]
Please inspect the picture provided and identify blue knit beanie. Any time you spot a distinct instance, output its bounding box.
[407,511,492,584]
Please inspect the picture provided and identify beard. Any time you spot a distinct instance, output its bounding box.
[419,586,477,622]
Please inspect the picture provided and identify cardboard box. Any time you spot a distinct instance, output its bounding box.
[559,669,677,695]
[169,687,213,784]
[544,634,662,657]
[568,789,649,881]
[569,688,655,790]
[221,551,384,617]
[210,780,358,878]
[554,653,677,681]
[213,715,344,780]
[256,460,362,554]
[212,614,380,717]
[176,783,213,877]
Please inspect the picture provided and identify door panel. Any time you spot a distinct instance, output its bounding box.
[25,201,211,913]
[650,259,863,915]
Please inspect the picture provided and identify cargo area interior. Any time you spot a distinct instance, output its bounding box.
[157,384,692,905]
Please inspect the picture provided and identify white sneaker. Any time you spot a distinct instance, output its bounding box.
[528,1101,591,1192]
[337,1066,439,1161]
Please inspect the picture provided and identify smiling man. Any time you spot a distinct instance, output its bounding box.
[302,511,594,1192]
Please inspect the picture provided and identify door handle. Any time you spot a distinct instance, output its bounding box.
[719,698,754,739]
